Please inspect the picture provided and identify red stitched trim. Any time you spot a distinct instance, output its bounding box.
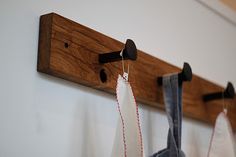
[116,75,144,157]
[129,81,144,156]
[116,76,127,157]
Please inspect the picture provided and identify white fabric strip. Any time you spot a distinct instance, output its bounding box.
[111,75,143,157]
[208,111,236,157]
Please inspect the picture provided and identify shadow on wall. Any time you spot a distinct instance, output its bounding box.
[68,98,101,157]
[37,72,115,101]
[67,91,117,157]
[36,73,116,157]
[187,127,202,157]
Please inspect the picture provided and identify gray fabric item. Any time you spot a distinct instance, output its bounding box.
[151,74,185,157]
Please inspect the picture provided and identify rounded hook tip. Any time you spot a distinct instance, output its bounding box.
[124,39,137,60]
[225,82,235,98]
[182,62,192,81]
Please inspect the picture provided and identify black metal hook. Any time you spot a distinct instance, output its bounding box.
[203,82,235,102]
[98,39,137,63]
[157,62,192,86]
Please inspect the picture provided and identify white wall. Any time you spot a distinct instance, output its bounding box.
[0,0,236,157]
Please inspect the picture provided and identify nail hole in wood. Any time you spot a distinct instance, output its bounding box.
[64,42,69,48]
[100,69,107,83]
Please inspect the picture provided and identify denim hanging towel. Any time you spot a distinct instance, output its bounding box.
[151,74,185,157]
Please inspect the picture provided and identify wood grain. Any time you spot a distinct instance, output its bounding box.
[221,0,236,11]
[38,13,236,130]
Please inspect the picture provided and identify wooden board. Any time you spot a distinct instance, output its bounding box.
[38,13,236,130]
[221,0,236,11]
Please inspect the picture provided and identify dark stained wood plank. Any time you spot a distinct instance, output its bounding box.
[38,12,236,130]
[37,13,53,73]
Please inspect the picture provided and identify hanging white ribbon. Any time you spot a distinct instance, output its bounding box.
[110,75,144,157]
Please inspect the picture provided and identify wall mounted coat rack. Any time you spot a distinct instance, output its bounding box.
[37,13,236,130]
